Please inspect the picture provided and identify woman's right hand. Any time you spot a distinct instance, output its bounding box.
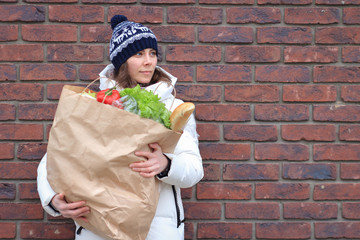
[51,193,90,222]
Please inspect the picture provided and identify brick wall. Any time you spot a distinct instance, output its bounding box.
[0,0,360,239]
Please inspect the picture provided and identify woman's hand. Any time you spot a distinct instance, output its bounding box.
[51,193,90,222]
[130,143,168,178]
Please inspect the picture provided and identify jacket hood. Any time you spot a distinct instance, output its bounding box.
[99,64,177,102]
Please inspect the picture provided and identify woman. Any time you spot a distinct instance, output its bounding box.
[37,15,203,239]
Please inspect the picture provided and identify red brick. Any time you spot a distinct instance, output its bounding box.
[225,85,279,102]
[166,45,221,62]
[21,64,76,81]
[281,124,336,141]
[17,143,47,160]
[343,8,360,24]
[19,183,39,200]
[341,163,360,179]
[316,27,360,44]
[0,222,16,238]
[341,85,360,102]
[258,26,312,44]
[47,44,104,62]
[79,64,107,81]
[256,222,311,239]
[142,0,195,3]
[202,163,221,181]
[183,202,221,219]
[168,6,222,24]
[0,5,45,22]
[20,222,75,239]
[49,5,104,23]
[226,46,280,63]
[342,46,360,63]
[184,222,194,240]
[197,182,252,200]
[152,26,195,43]
[315,144,360,161]
[227,7,281,23]
[199,26,253,43]
[0,104,15,120]
[256,65,310,83]
[197,123,220,141]
[108,6,163,23]
[0,25,18,41]
[0,143,14,160]
[196,104,251,122]
[284,46,338,63]
[316,0,360,3]
[0,44,43,61]
[340,125,360,141]
[223,163,279,180]
[314,183,360,200]
[19,103,57,120]
[47,84,66,100]
[224,124,278,141]
[0,83,43,101]
[255,104,309,121]
[0,162,38,180]
[313,105,360,122]
[80,25,111,43]
[0,183,15,200]
[284,202,337,219]
[159,65,194,82]
[197,65,251,82]
[199,143,251,160]
[285,7,339,24]
[0,203,42,219]
[0,64,16,81]
[0,124,43,140]
[198,222,252,239]
[259,0,311,5]
[283,163,336,180]
[283,85,336,102]
[256,183,310,200]
[226,202,280,219]
[255,143,309,161]
[343,202,360,219]
[181,187,192,199]
[25,0,77,2]
[22,24,77,42]
[200,0,253,3]
[175,84,221,102]
[314,66,360,82]
[315,222,360,239]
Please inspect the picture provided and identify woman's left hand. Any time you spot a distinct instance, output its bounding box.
[130,143,168,178]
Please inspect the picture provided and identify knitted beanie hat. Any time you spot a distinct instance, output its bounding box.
[109,15,158,71]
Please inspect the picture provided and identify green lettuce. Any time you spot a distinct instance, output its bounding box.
[120,85,171,129]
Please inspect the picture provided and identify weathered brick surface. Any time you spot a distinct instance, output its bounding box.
[2,1,360,239]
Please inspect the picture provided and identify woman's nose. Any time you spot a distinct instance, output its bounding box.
[143,53,152,64]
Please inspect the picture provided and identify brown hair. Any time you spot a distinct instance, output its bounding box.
[113,62,171,89]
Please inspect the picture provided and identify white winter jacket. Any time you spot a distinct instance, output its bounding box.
[37,65,204,240]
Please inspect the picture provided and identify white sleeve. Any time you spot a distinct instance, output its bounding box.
[37,153,61,217]
[160,114,204,188]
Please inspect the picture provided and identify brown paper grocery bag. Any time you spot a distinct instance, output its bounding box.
[46,85,181,240]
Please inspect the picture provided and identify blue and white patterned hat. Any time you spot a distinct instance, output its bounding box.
[109,15,158,71]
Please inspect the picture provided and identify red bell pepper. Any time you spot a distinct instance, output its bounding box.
[96,87,120,105]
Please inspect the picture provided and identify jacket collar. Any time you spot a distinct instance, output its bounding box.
[99,64,176,102]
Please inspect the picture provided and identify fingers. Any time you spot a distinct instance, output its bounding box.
[52,193,90,220]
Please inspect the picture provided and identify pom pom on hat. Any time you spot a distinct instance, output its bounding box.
[111,15,127,30]
[109,15,158,72]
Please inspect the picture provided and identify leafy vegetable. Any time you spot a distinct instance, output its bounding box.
[120,85,171,129]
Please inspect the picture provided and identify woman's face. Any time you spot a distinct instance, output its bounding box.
[127,48,157,85]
